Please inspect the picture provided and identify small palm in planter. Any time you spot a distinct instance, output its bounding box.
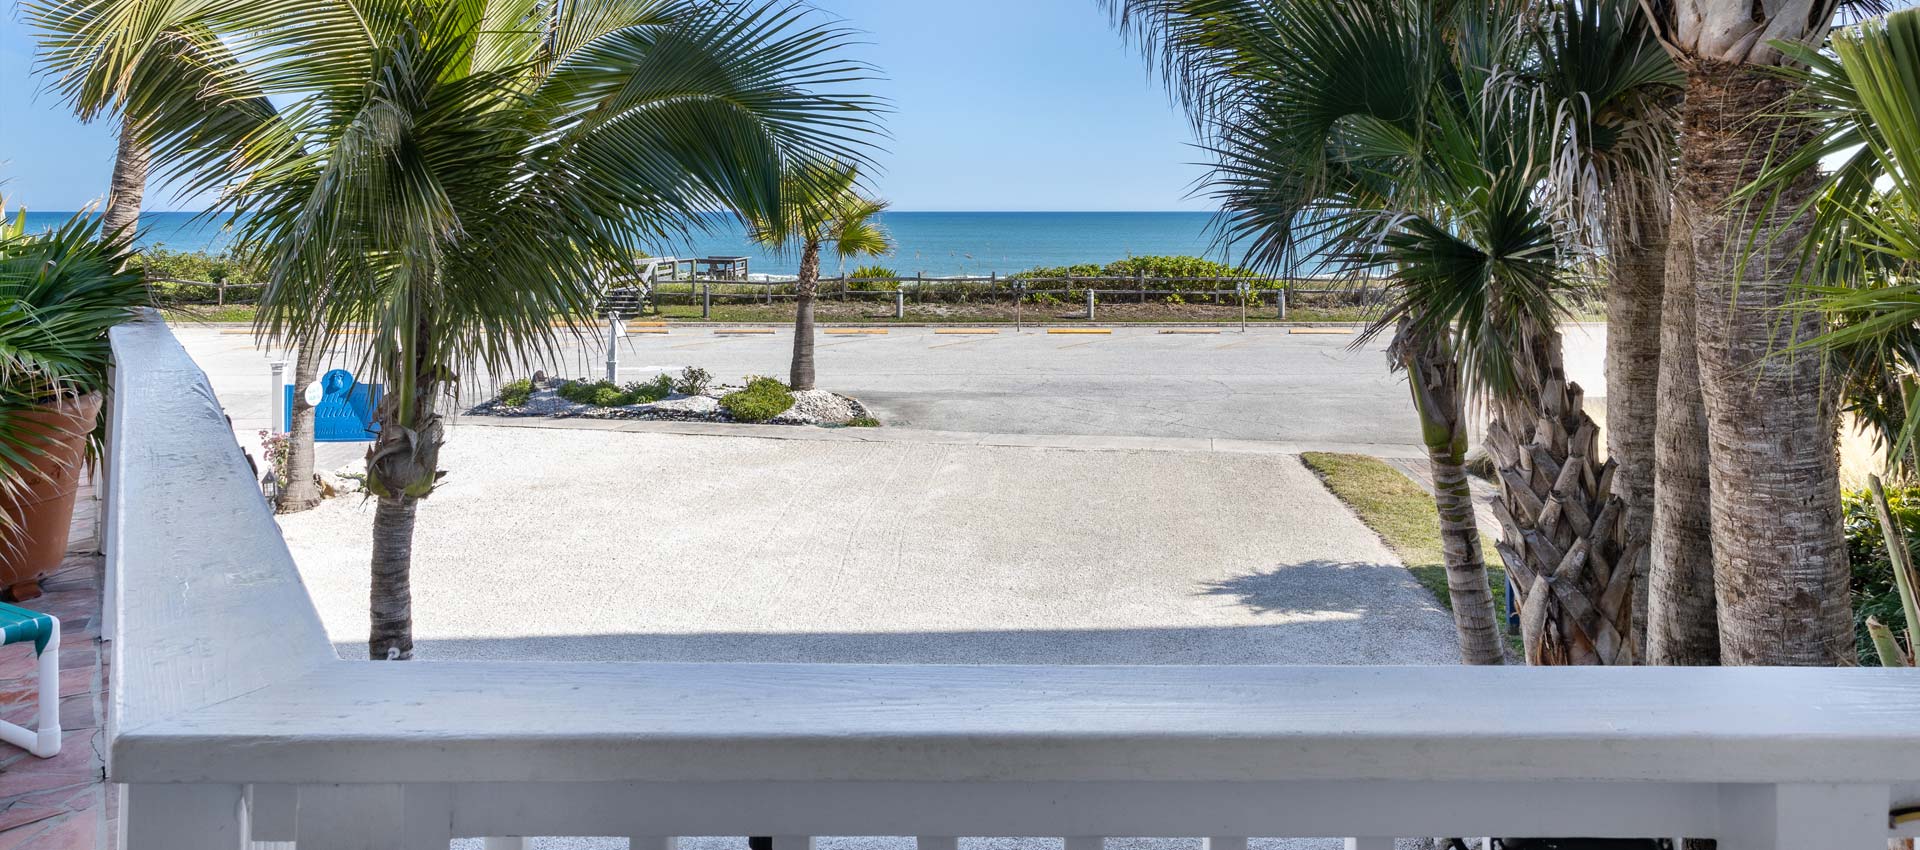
[0,213,146,599]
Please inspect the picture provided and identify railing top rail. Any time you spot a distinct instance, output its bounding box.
[105,314,1920,794]
[113,659,1920,786]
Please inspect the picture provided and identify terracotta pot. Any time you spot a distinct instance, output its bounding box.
[0,393,101,601]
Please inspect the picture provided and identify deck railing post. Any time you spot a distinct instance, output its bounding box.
[703,283,711,320]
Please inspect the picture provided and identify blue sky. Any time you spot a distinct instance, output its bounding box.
[0,1,1209,212]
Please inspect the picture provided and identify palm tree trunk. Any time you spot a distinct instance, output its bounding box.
[1402,331,1504,665]
[276,343,324,513]
[1604,189,1667,654]
[1680,61,1850,666]
[364,304,445,662]
[1647,200,1720,665]
[103,118,149,246]
[1486,324,1639,665]
[369,494,417,660]
[790,240,821,391]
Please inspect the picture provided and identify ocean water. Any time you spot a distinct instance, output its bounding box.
[19,210,1235,277]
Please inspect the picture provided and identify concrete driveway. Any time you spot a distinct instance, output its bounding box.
[276,423,1460,665]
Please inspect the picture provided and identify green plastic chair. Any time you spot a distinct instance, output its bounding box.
[0,602,61,757]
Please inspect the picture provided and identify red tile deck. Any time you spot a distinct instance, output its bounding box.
[0,483,110,850]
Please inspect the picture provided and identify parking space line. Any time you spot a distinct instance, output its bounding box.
[714,329,776,335]
[1047,328,1111,335]
[934,329,1000,335]
[1290,327,1354,335]
[1160,329,1222,335]
[825,329,888,335]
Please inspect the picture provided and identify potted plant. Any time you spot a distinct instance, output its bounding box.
[0,211,147,600]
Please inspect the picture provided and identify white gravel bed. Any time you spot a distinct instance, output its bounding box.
[470,378,868,425]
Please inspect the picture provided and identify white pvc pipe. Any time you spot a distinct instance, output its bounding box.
[0,616,61,758]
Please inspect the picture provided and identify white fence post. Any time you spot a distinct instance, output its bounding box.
[605,312,623,382]
[895,289,905,319]
[1086,288,1096,321]
[268,359,288,434]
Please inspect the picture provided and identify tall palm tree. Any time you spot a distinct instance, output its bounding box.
[142,0,878,660]
[1525,0,1681,654]
[24,0,215,242]
[1109,0,1648,665]
[25,0,333,515]
[1636,0,1883,666]
[750,160,893,390]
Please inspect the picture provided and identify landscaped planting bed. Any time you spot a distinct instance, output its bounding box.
[469,368,871,427]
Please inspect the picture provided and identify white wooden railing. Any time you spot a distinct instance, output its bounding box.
[103,312,1920,849]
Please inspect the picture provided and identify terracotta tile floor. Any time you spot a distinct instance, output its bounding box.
[0,484,110,850]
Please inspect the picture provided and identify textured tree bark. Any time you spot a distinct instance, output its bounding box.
[103,119,150,246]
[363,302,444,662]
[790,240,821,391]
[1402,332,1505,665]
[276,344,324,513]
[1604,189,1668,654]
[1681,62,1850,666]
[1647,197,1720,665]
[368,494,417,661]
[1486,323,1640,666]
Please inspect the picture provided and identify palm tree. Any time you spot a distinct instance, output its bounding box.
[142,0,878,660]
[750,160,893,390]
[1636,0,1884,666]
[1109,0,1650,665]
[24,0,335,514]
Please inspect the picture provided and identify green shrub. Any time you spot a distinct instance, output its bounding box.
[1844,484,1920,665]
[625,374,676,403]
[498,379,534,406]
[844,415,880,428]
[592,385,627,406]
[720,376,794,422]
[674,366,711,395]
[847,265,899,292]
[133,245,269,304]
[557,379,617,405]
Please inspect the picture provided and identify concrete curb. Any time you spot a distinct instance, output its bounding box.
[455,414,1429,459]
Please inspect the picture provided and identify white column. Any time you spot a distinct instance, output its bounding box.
[124,783,245,850]
[296,783,406,850]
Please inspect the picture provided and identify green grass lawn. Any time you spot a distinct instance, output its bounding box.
[1299,451,1515,647]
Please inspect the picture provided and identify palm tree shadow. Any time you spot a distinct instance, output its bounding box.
[1198,559,1440,619]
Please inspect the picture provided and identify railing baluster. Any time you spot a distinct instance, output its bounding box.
[1345,838,1394,850]
[1204,838,1249,850]
[125,783,246,850]
[915,837,960,850]
[772,835,817,850]
[244,784,298,843]
[630,836,680,850]
[295,784,405,850]
[482,838,529,850]
[1065,836,1104,850]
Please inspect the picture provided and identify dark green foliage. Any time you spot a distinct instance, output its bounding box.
[0,213,148,530]
[844,415,880,427]
[558,373,677,407]
[845,264,900,292]
[498,379,534,407]
[1844,484,1920,665]
[720,376,794,422]
[1012,255,1260,282]
[629,374,676,402]
[673,366,711,396]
